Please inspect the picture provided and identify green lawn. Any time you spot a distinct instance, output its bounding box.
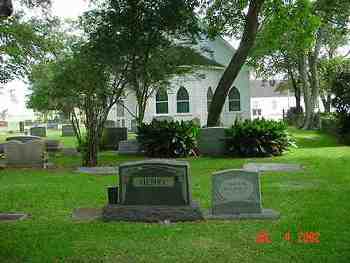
[0,129,350,262]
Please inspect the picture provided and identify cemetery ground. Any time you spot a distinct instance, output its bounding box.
[0,129,349,262]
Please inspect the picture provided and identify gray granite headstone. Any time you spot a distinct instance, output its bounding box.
[30,127,46,137]
[118,139,142,155]
[5,140,45,168]
[198,127,227,156]
[209,169,279,220]
[102,159,203,222]
[101,127,127,150]
[119,159,191,205]
[62,125,75,137]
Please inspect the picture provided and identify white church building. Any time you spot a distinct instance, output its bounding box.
[108,36,252,129]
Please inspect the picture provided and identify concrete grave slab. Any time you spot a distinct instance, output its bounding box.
[243,163,303,173]
[0,213,29,222]
[77,166,118,175]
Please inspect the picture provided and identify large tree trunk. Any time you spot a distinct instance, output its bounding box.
[302,31,322,129]
[288,68,302,113]
[320,92,331,113]
[85,126,99,167]
[207,0,265,127]
[298,53,313,129]
[136,97,146,126]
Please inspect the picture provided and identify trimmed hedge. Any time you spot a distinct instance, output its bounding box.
[225,119,296,157]
[137,119,199,158]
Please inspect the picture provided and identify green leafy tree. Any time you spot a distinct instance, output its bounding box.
[204,0,350,129]
[0,12,63,85]
[319,58,350,112]
[332,71,350,143]
[28,44,128,167]
[85,0,201,125]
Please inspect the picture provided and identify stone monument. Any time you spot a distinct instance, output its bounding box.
[5,140,45,168]
[103,159,203,222]
[198,127,227,156]
[30,127,46,137]
[118,139,142,155]
[208,169,279,220]
[100,127,127,150]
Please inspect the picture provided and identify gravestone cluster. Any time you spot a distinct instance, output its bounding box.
[98,160,279,222]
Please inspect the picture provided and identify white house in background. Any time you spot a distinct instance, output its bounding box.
[250,79,328,120]
[108,36,252,129]
[250,80,296,120]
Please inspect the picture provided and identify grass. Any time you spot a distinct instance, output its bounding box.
[1,129,350,262]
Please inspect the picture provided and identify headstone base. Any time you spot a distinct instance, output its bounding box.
[206,208,280,220]
[103,202,204,222]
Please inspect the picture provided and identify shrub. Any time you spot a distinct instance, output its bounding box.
[320,113,338,134]
[137,119,199,158]
[332,72,350,144]
[225,119,296,157]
